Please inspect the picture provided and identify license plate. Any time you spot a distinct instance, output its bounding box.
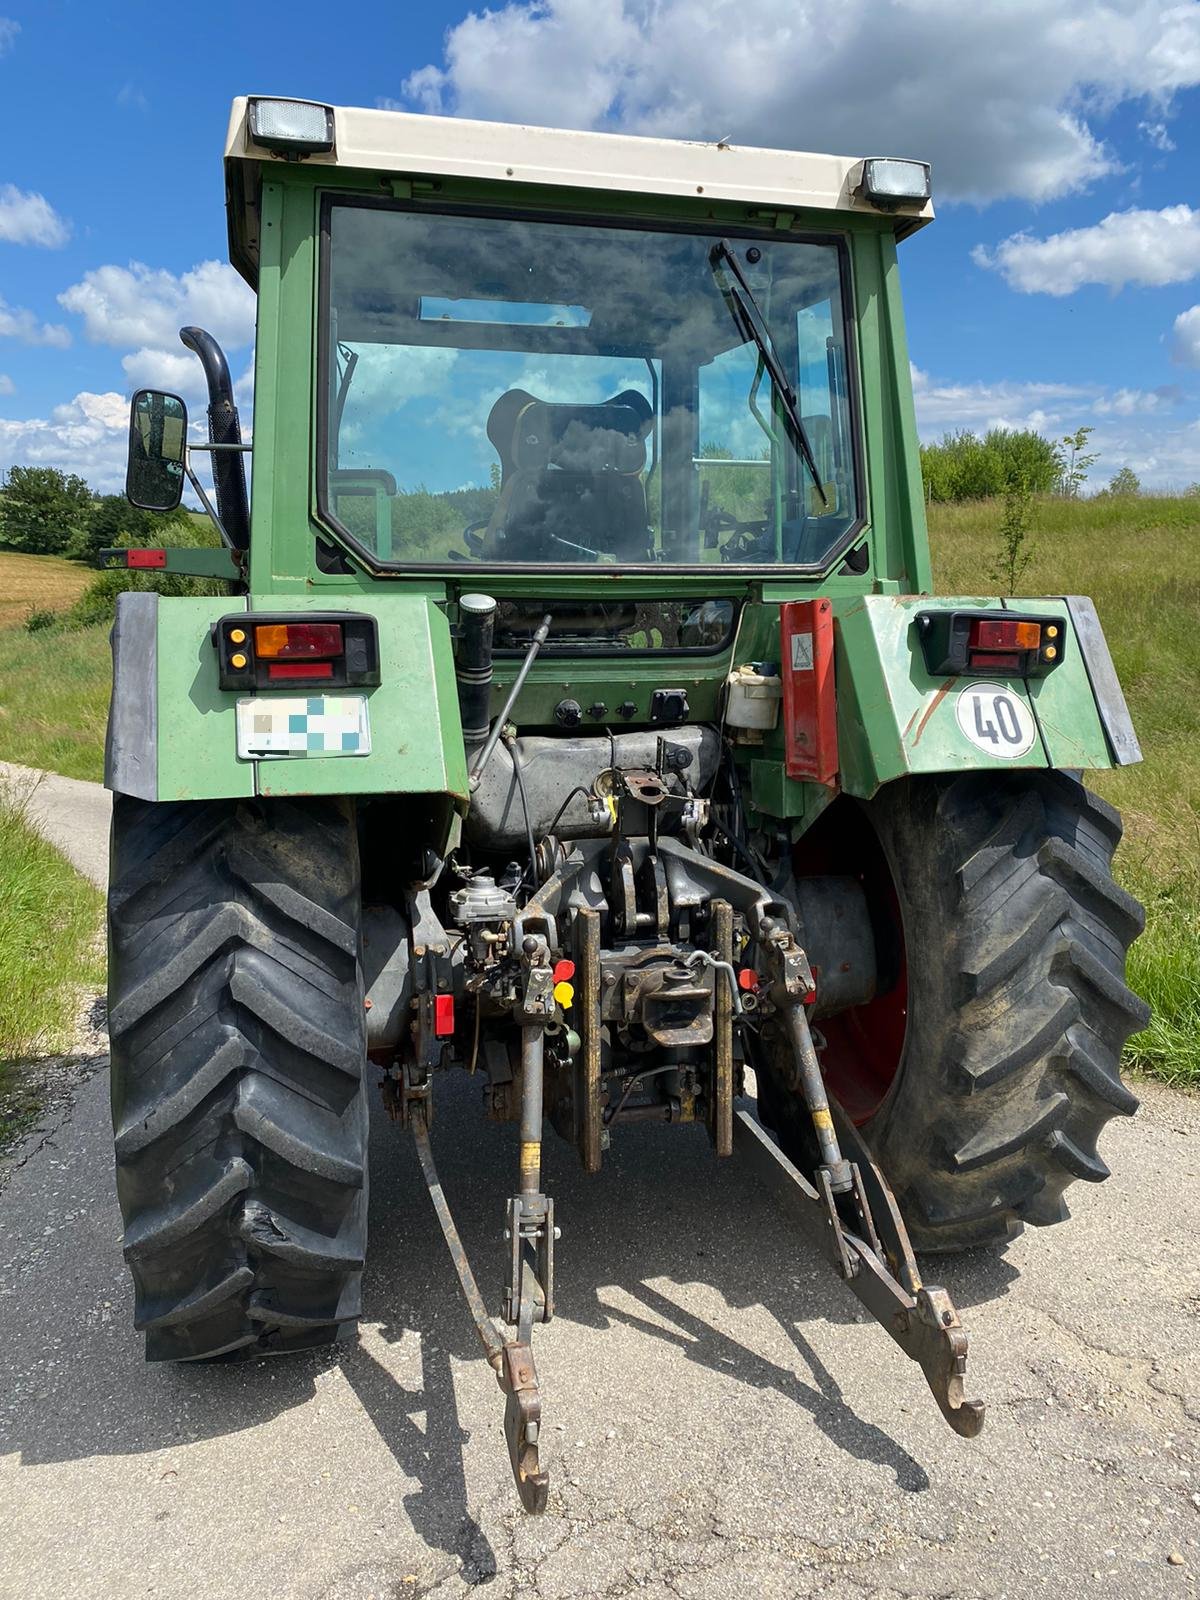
[235,695,371,760]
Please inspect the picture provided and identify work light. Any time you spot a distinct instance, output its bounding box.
[860,157,931,208]
[247,98,335,156]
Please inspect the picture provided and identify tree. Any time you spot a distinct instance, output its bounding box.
[68,494,192,564]
[1058,427,1099,498]
[0,465,93,554]
[990,476,1035,596]
[1105,467,1141,497]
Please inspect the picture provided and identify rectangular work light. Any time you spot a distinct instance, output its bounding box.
[214,612,380,690]
[860,158,932,208]
[915,609,1066,678]
[247,98,335,157]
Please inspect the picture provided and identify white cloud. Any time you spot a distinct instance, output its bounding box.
[0,17,17,57]
[58,259,255,354]
[0,258,260,493]
[0,390,130,490]
[121,346,211,405]
[0,295,71,348]
[1139,119,1176,151]
[912,364,1200,489]
[399,0,1200,204]
[117,83,148,112]
[1087,417,1200,488]
[1172,305,1200,367]
[0,373,13,395]
[975,205,1200,295]
[910,365,1091,433]
[1093,385,1182,414]
[0,185,70,248]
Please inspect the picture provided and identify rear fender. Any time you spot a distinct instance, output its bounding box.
[105,590,468,806]
[829,594,1139,798]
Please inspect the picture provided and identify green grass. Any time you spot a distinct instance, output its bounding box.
[0,782,104,1089]
[929,493,1200,1086]
[0,622,110,781]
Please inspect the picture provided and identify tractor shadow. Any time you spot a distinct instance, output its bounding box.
[3,1069,1018,1564]
[351,1072,1020,1508]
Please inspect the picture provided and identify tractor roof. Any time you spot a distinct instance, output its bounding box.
[224,96,933,287]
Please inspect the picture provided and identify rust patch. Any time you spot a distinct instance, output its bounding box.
[911,677,958,746]
[901,706,921,739]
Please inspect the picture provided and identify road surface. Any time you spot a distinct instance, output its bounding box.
[1,773,1197,1599]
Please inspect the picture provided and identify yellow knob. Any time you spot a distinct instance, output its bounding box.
[230,652,248,669]
[553,981,575,1009]
[229,627,246,644]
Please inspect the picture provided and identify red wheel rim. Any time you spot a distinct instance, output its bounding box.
[791,800,908,1126]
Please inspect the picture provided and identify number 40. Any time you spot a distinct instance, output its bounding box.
[972,692,1023,746]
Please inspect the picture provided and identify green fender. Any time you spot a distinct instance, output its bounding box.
[105,590,468,805]
[831,594,1140,796]
[747,593,1139,822]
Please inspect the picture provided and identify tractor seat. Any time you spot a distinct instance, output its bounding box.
[481,387,654,561]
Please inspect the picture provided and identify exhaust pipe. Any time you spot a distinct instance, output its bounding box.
[180,326,251,551]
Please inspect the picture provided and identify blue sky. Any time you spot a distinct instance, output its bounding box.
[1,0,1199,492]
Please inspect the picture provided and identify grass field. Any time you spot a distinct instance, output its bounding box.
[929,494,1200,1085]
[0,550,93,630]
[0,781,104,1087]
[0,621,110,781]
[0,495,1196,1082]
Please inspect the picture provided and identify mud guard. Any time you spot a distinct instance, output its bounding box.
[105,589,468,810]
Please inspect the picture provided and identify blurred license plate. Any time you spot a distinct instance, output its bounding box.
[235,695,371,760]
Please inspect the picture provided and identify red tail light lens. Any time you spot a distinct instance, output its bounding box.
[267,660,335,681]
[968,651,1022,674]
[968,618,1041,651]
[254,622,345,659]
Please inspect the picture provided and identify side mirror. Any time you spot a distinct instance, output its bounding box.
[126,389,187,511]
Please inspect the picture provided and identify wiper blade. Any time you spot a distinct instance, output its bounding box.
[709,240,828,510]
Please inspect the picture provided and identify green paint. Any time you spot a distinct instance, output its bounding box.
[156,595,253,801]
[828,595,1117,795]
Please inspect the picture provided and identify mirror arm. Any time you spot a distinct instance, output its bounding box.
[184,448,234,550]
[189,442,253,454]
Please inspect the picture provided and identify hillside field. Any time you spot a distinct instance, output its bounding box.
[0,491,1195,1079]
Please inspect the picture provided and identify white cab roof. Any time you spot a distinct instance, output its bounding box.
[224,97,932,282]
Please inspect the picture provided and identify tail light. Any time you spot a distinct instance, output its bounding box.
[916,610,1065,678]
[214,612,380,690]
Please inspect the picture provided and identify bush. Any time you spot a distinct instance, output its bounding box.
[920,428,1061,503]
[67,496,195,565]
[60,567,223,631]
[24,608,59,634]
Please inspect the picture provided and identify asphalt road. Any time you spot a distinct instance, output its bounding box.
[2,776,1198,1599]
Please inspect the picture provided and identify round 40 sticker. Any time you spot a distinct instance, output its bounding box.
[955,682,1037,758]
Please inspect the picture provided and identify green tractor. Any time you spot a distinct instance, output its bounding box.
[105,96,1148,1511]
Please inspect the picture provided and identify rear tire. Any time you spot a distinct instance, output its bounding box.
[107,796,367,1360]
[761,771,1149,1253]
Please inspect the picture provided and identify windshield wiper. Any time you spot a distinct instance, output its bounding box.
[708,240,828,510]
